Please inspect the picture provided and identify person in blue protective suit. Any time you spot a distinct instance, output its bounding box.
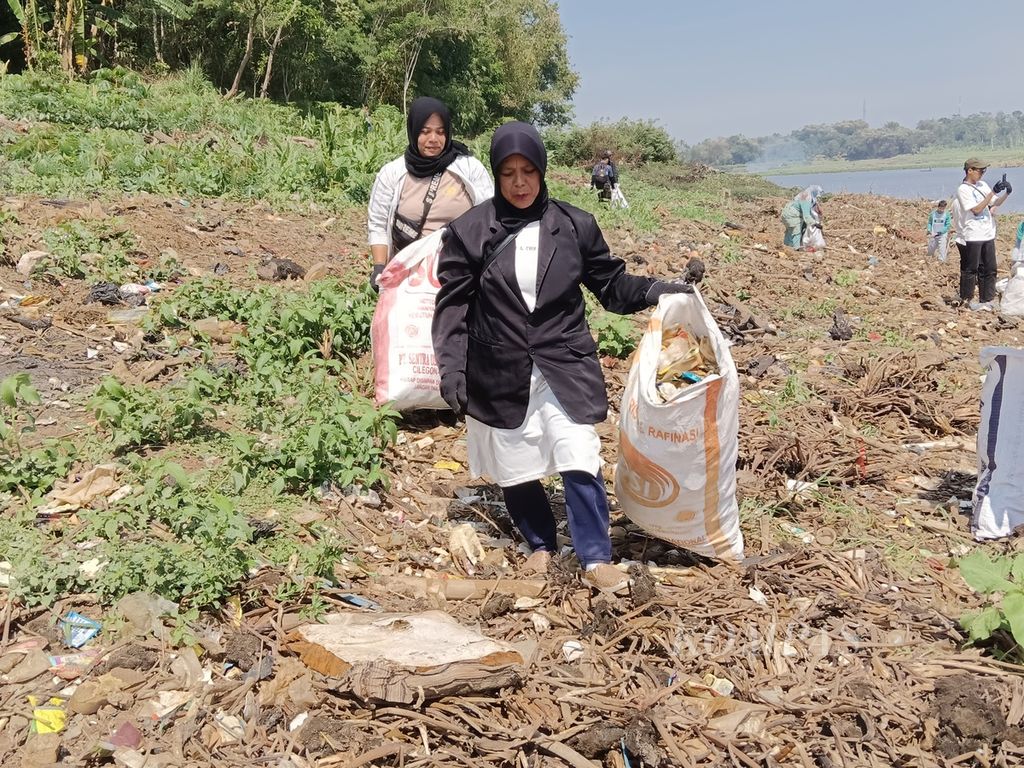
[781,185,823,248]
[927,200,952,262]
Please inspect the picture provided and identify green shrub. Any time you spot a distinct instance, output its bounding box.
[959,550,1024,663]
[544,118,679,168]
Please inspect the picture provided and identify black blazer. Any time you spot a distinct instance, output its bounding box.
[432,199,655,429]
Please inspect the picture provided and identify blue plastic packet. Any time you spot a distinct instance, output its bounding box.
[61,612,102,648]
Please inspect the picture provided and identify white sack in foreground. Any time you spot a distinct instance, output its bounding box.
[972,346,1024,540]
[614,291,744,561]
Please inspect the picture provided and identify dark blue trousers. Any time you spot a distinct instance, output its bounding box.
[501,471,611,567]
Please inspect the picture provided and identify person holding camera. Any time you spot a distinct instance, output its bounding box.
[956,158,1012,310]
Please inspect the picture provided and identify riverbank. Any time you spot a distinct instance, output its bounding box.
[762,166,1024,213]
[748,145,1024,175]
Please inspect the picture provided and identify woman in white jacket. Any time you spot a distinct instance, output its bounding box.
[367,97,493,289]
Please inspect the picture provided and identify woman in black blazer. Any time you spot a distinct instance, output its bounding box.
[432,121,690,591]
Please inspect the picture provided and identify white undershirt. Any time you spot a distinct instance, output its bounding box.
[514,222,540,311]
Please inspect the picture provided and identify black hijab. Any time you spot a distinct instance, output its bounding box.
[489,121,549,237]
[404,97,469,178]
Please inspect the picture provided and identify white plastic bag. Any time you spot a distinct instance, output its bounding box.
[972,346,1024,540]
[614,292,744,561]
[801,224,826,249]
[610,185,630,209]
[371,229,447,411]
[1003,264,1024,318]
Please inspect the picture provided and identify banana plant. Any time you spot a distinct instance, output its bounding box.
[3,0,46,68]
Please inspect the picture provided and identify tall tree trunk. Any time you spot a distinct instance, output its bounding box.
[152,10,163,64]
[225,17,257,99]
[401,37,425,116]
[55,0,73,73]
[259,23,284,98]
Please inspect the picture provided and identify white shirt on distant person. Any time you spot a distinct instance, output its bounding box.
[957,180,996,242]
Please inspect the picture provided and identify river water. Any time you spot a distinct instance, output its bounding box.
[764,166,1024,214]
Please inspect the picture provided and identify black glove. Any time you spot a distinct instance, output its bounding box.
[440,372,467,416]
[993,174,1008,194]
[1004,181,1013,195]
[369,263,385,292]
[645,281,693,306]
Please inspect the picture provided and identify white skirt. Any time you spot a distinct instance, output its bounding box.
[467,367,602,487]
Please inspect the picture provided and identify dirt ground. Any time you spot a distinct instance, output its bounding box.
[2,185,1024,767]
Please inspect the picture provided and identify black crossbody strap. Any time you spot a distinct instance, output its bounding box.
[415,172,444,236]
[482,231,519,273]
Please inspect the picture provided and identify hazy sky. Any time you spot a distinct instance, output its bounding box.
[558,0,1024,144]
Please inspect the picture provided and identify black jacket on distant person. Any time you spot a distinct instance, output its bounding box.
[432,199,655,429]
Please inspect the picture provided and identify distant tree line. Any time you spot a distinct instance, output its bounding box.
[0,0,578,133]
[684,111,1024,166]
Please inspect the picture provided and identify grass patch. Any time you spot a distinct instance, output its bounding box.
[834,269,859,287]
[783,298,839,320]
[1,276,396,614]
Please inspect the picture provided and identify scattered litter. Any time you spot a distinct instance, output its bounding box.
[107,307,150,325]
[304,261,332,282]
[119,282,152,297]
[513,596,544,610]
[47,464,119,511]
[213,710,246,744]
[139,690,194,722]
[85,282,125,305]
[49,648,103,680]
[686,674,735,698]
[99,722,143,752]
[448,523,485,573]
[291,610,524,704]
[242,653,274,682]
[655,324,718,401]
[341,484,381,507]
[60,611,102,648]
[784,478,817,500]
[434,459,462,472]
[747,586,768,606]
[28,696,66,733]
[337,593,382,611]
[562,640,584,662]
[779,521,815,544]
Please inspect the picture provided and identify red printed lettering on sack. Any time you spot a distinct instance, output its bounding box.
[407,250,441,289]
